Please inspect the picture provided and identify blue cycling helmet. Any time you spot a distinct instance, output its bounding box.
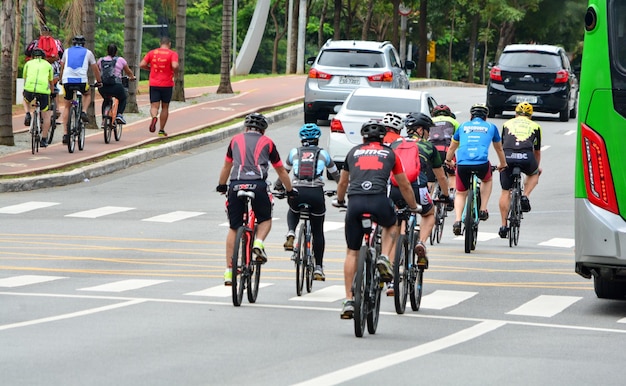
[299,123,322,141]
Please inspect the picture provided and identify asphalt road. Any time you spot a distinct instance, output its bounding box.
[1,86,624,386]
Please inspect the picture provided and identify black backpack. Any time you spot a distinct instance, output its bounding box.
[294,146,321,181]
[100,57,119,86]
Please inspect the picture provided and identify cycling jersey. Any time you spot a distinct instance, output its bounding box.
[343,142,403,196]
[61,46,96,84]
[225,131,283,181]
[22,58,53,94]
[430,115,459,152]
[501,116,542,151]
[412,136,443,186]
[452,117,501,165]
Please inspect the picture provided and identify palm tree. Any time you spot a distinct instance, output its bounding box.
[217,0,233,94]
[172,0,186,101]
[0,0,16,146]
[124,0,142,113]
[83,0,97,128]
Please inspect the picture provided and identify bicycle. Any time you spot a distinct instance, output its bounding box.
[101,76,131,144]
[392,205,425,313]
[66,87,91,153]
[29,98,43,154]
[507,165,524,247]
[429,182,450,245]
[231,184,262,307]
[46,94,58,144]
[461,166,497,253]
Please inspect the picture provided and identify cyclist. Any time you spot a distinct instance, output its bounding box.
[405,112,452,265]
[430,104,460,192]
[333,120,419,319]
[276,123,341,281]
[216,113,297,285]
[59,35,102,145]
[497,102,542,238]
[445,104,507,236]
[382,112,404,144]
[22,48,54,148]
[97,43,136,125]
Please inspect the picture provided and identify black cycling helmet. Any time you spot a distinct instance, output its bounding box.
[432,104,456,119]
[405,112,434,131]
[72,35,86,46]
[360,120,386,141]
[244,112,269,132]
[470,103,489,119]
[32,48,46,58]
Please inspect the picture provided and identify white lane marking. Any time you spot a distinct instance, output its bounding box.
[617,317,626,324]
[452,232,500,242]
[142,211,206,223]
[538,238,575,248]
[507,295,582,317]
[290,285,345,302]
[420,290,478,310]
[0,300,145,331]
[0,201,59,214]
[323,221,345,232]
[293,320,506,386]
[78,279,170,292]
[65,206,134,218]
[541,145,551,151]
[185,283,273,297]
[0,275,67,288]
[564,130,576,136]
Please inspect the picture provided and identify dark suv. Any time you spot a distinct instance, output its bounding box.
[486,44,578,122]
[304,40,415,123]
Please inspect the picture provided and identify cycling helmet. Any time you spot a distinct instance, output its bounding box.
[470,103,489,119]
[382,112,404,133]
[72,35,86,46]
[405,112,434,131]
[244,112,269,132]
[515,102,534,117]
[360,120,386,141]
[432,104,456,119]
[299,123,322,141]
[32,48,46,58]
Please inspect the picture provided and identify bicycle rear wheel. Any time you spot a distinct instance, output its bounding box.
[393,234,408,314]
[31,111,39,154]
[509,189,521,247]
[47,99,57,143]
[464,188,475,253]
[295,226,305,296]
[366,258,382,335]
[67,110,76,153]
[353,246,368,338]
[231,226,247,306]
[409,267,424,311]
[78,121,86,151]
[114,122,123,141]
[103,116,112,143]
[247,261,261,303]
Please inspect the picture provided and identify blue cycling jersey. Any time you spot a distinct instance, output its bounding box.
[452,117,501,165]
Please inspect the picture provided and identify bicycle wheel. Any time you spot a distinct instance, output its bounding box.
[231,226,247,306]
[393,234,408,314]
[409,267,424,311]
[31,110,39,154]
[247,261,261,303]
[435,206,445,244]
[295,226,305,296]
[353,246,368,338]
[464,188,475,253]
[47,99,56,143]
[103,116,112,143]
[509,189,521,247]
[366,256,382,335]
[67,110,76,153]
[114,122,123,141]
[78,121,86,151]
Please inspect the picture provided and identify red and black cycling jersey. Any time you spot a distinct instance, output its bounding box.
[225,131,283,181]
[344,142,403,195]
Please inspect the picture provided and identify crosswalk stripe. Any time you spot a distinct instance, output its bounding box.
[538,238,575,248]
[65,206,135,218]
[452,232,500,242]
[506,295,582,317]
[142,211,206,223]
[0,201,59,214]
[0,275,67,287]
[323,221,345,232]
[185,283,274,297]
[420,290,478,310]
[78,279,170,292]
[289,285,345,302]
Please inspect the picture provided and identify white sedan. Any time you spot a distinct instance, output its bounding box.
[327,87,438,169]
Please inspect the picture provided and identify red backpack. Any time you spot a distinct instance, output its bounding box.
[390,138,421,186]
[37,36,58,60]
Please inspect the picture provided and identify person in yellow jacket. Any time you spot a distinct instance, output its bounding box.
[22,48,54,147]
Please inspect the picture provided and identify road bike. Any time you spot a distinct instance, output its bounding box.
[507,165,524,247]
[392,206,424,313]
[101,76,131,144]
[231,184,262,306]
[461,166,497,253]
[66,87,89,153]
[29,98,42,154]
[46,94,58,144]
[430,182,451,245]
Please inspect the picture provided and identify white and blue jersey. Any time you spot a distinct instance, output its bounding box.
[452,117,501,165]
[61,46,96,84]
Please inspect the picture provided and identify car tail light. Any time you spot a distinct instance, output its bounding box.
[489,66,502,82]
[308,68,332,80]
[555,70,569,84]
[581,123,619,214]
[368,71,393,82]
[330,119,345,133]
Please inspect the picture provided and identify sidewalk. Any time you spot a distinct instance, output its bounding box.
[0,75,307,192]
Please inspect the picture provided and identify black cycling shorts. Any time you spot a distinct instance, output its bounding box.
[23,91,50,111]
[389,183,433,215]
[226,180,273,229]
[288,186,326,216]
[455,162,492,192]
[500,151,539,190]
[63,83,89,101]
[344,194,396,251]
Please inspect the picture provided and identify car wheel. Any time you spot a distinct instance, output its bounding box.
[594,275,626,299]
[487,108,496,118]
[569,98,578,119]
[559,106,569,122]
[304,112,317,124]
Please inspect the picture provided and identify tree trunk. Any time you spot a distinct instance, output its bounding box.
[467,12,479,84]
[0,0,15,146]
[82,0,98,130]
[271,0,287,74]
[288,0,298,74]
[124,0,139,113]
[172,0,186,101]
[12,0,23,105]
[217,0,233,94]
[360,0,374,41]
[318,0,327,48]
[416,0,428,78]
[495,21,515,62]
[448,4,455,81]
[390,0,400,50]
[333,0,341,40]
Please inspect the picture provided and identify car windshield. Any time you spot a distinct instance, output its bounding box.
[317,50,385,68]
[499,52,561,68]
[347,95,420,113]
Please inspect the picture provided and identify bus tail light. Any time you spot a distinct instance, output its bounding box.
[581,123,619,214]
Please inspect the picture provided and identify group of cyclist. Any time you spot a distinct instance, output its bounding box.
[22,27,141,148]
[216,103,541,319]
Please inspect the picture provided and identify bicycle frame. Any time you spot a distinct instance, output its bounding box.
[507,166,524,247]
[102,95,122,143]
[231,187,261,307]
[67,89,85,153]
[293,204,314,296]
[30,98,42,154]
[393,207,420,314]
[461,173,481,253]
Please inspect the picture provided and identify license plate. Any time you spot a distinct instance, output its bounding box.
[339,76,361,85]
[515,95,537,104]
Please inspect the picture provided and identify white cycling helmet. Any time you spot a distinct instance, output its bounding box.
[382,112,404,133]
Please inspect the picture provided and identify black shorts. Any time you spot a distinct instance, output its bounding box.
[63,83,89,101]
[23,91,50,111]
[500,151,539,190]
[149,86,173,104]
[288,186,326,216]
[389,184,433,215]
[226,181,273,229]
[344,194,396,250]
[456,162,493,192]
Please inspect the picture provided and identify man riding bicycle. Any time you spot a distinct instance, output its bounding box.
[276,123,341,281]
[497,102,542,238]
[22,48,54,148]
[217,113,297,285]
[445,104,507,236]
[333,120,419,319]
[430,104,460,191]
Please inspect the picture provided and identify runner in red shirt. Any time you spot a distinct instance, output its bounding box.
[140,36,179,137]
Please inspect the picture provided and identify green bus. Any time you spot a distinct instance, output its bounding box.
[575,0,626,299]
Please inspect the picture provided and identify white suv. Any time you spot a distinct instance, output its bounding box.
[304,39,415,123]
